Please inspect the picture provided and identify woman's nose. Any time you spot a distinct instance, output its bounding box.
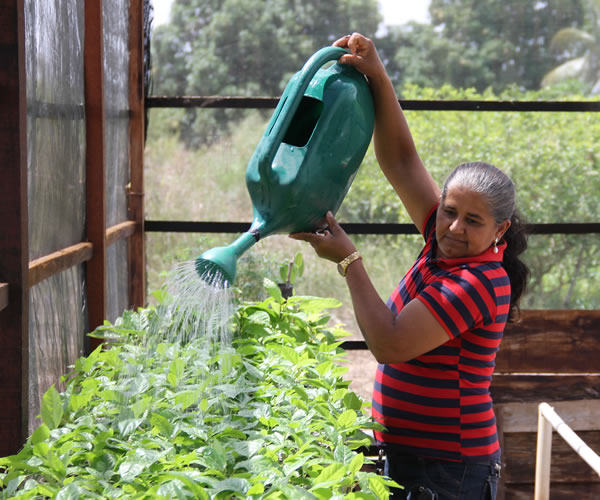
[449,218,464,232]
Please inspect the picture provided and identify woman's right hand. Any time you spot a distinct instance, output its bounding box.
[333,33,387,83]
[289,211,356,264]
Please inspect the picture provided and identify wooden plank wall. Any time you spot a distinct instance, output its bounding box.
[0,0,146,455]
[128,0,146,310]
[492,310,600,500]
[84,0,108,352]
[0,0,29,457]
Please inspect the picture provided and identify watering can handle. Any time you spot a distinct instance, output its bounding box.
[258,46,349,181]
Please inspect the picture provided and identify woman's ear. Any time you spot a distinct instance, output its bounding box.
[496,219,511,240]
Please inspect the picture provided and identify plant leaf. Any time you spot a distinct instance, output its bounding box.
[41,385,63,430]
[263,277,283,302]
[31,423,50,445]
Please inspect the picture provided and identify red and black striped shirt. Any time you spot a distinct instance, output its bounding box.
[372,205,510,462]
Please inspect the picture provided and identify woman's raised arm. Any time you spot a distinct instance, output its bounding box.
[334,33,441,231]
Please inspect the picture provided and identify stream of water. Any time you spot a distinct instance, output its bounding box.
[164,259,235,347]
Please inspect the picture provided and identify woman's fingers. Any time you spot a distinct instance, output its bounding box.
[333,34,351,48]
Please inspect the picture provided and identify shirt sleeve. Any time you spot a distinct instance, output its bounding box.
[416,267,497,339]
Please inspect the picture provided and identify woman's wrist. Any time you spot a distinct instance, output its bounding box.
[337,251,362,277]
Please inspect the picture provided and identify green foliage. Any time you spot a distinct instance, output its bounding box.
[145,82,599,312]
[152,0,381,147]
[340,83,600,309]
[542,0,600,93]
[377,0,586,92]
[1,290,395,498]
[279,252,305,285]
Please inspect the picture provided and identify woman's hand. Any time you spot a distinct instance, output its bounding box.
[289,211,356,264]
[333,33,387,83]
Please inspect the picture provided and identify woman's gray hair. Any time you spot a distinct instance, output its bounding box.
[441,162,515,224]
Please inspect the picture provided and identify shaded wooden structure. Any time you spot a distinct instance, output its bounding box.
[0,0,146,456]
[493,310,600,499]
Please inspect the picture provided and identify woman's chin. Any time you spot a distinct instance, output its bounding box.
[438,240,467,259]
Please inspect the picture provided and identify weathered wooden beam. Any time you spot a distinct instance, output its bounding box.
[0,283,8,312]
[127,0,146,310]
[84,0,107,352]
[0,0,29,456]
[496,310,600,374]
[106,220,136,248]
[497,400,600,434]
[501,431,600,485]
[28,243,94,288]
[25,222,134,289]
[491,374,600,404]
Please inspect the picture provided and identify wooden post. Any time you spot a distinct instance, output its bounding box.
[128,0,146,310]
[84,0,107,350]
[0,0,29,455]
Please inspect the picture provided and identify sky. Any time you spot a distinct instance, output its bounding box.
[153,0,431,28]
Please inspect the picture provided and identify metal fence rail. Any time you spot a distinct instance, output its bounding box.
[147,96,600,112]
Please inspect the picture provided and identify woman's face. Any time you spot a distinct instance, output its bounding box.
[435,186,510,259]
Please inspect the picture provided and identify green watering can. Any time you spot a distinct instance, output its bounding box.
[195,46,375,286]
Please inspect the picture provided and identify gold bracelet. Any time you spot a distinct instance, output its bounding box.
[337,251,362,277]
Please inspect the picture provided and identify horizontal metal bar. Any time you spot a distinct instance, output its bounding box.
[144,220,600,235]
[341,340,369,350]
[146,96,600,112]
[527,223,600,234]
[0,283,8,312]
[148,96,278,109]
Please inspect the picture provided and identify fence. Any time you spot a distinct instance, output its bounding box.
[535,402,600,500]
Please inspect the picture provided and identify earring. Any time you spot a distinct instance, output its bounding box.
[493,237,499,254]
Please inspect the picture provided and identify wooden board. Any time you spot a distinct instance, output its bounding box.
[501,431,600,484]
[497,310,600,374]
[503,483,600,500]
[491,374,600,404]
[28,242,93,287]
[496,400,600,433]
[127,0,146,310]
[106,220,136,248]
[0,0,29,456]
[84,0,107,350]
[0,283,8,312]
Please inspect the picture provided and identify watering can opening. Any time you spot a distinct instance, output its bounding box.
[282,96,323,148]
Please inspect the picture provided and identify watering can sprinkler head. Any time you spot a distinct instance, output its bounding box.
[195,231,258,287]
[195,45,375,288]
[195,248,236,288]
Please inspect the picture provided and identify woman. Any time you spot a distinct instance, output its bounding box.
[290,33,529,500]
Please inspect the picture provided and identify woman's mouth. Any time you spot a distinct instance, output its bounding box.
[443,235,467,245]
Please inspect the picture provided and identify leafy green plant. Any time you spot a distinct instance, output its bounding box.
[0,284,396,499]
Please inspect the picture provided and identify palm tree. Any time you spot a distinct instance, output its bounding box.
[542,0,600,93]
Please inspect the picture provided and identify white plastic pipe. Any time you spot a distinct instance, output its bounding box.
[534,402,600,500]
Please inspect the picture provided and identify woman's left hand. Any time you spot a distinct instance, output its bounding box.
[289,211,356,263]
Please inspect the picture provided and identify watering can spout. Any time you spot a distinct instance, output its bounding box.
[194,231,258,287]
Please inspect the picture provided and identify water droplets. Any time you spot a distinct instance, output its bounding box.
[164,260,235,350]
